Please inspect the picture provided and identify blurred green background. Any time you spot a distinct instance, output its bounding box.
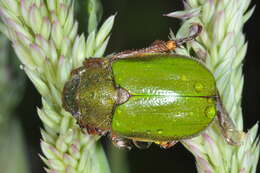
[7,0,259,172]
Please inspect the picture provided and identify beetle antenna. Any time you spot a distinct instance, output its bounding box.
[175,23,202,47]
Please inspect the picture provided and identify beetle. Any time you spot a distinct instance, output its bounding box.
[62,24,244,149]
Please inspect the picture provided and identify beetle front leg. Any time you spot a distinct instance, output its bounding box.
[158,141,178,149]
[109,24,203,60]
[109,133,133,150]
[216,96,245,145]
[109,40,176,60]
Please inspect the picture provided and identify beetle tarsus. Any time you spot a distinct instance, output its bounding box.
[132,140,152,149]
[175,23,202,47]
[110,134,133,150]
[216,96,245,145]
[158,141,178,149]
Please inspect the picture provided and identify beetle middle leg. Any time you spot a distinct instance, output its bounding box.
[109,133,133,150]
[216,95,245,145]
[132,140,152,149]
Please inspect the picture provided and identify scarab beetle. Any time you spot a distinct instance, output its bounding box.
[63,24,243,149]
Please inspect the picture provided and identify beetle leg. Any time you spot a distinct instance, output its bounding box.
[82,124,107,136]
[83,58,106,68]
[109,133,133,150]
[132,140,152,149]
[175,23,202,47]
[77,117,108,136]
[216,96,245,145]
[158,141,178,149]
[110,24,202,60]
[110,40,176,60]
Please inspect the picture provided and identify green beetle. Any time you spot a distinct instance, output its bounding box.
[63,24,243,149]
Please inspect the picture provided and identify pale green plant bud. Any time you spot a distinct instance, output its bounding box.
[86,30,96,57]
[86,0,103,33]
[94,36,110,57]
[72,34,87,66]
[165,8,201,20]
[95,15,115,49]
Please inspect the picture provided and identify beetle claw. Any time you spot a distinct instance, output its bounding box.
[82,124,107,136]
[216,95,245,145]
[175,23,202,47]
[158,141,178,149]
[110,134,133,150]
[222,128,245,146]
[132,140,152,149]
